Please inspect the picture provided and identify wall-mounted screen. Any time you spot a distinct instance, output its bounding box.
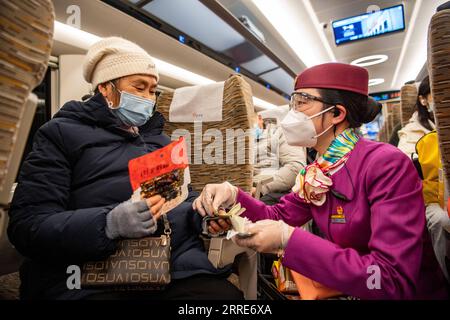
[370,90,400,101]
[332,4,405,45]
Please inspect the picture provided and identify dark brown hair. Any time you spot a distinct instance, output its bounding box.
[317,88,380,128]
[415,76,434,131]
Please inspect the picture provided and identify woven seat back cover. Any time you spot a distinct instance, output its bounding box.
[157,75,256,192]
[400,84,418,127]
[429,9,450,189]
[391,102,401,132]
[0,0,54,198]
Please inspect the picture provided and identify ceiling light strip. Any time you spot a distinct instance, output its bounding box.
[303,0,336,62]
[391,0,422,88]
[369,78,385,86]
[53,21,278,109]
[252,0,332,67]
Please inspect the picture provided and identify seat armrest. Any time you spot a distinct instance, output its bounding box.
[252,174,274,199]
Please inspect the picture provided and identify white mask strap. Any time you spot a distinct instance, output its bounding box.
[107,81,123,109]
[110,81,122,95]
[307,105,336,139]
[313,124,334,139]
[307,105,336,120]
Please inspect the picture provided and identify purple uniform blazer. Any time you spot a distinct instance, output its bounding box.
[238,138,448,299]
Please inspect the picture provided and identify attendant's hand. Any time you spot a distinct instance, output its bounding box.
[234,219,294,254]
[192,182,238,217]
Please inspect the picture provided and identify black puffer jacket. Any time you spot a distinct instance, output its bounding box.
[8,93,230,299]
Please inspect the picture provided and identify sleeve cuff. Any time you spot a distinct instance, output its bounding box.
[235,188,251,203]
[281,227,309,268]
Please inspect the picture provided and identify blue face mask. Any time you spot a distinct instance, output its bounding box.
[109,82,156,127]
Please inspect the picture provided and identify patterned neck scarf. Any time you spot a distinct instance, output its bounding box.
[292,128,360,206]
[317,128,360,174]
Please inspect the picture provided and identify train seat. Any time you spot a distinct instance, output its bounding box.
[157,74,258,299]
[0,0,55,299]
[428,7,450,280]
[400,84,418,127]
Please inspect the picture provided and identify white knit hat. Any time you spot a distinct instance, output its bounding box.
[83,36,159,89]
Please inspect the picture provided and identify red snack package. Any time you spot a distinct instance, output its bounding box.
[128,137,190,215]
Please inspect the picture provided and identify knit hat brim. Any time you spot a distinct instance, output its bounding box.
[83,37,159,89]
[91,52,159,88]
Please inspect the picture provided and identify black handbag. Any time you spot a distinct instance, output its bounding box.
[81,214,171,290]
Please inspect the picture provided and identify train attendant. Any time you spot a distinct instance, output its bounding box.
[194,63,449,299]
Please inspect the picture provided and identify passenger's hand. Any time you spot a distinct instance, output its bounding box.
[192,182,238,217]
[234,219,294,254]
[145,195,165,220]
[105,195,165,239]
[208,218,232,235]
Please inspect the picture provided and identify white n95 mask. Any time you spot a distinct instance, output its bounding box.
[280,106,335,147]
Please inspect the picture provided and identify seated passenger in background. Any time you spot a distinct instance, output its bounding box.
[416,130,450,282]
[7,37,242,300]
[253,111,306,204]
[388,80,417,147]
[397,76,435,157]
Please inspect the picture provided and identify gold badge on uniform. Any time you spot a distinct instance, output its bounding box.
[331,205,346,224]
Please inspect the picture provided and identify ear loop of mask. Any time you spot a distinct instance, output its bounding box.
[332,108,338,137]
[309,105,336,139]
[106,81,121,109]
[306,105,335,120]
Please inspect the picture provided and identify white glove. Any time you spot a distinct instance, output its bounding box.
[234,219,294,255]
[192,181,238,217]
